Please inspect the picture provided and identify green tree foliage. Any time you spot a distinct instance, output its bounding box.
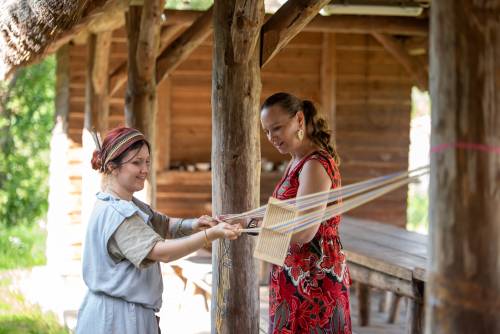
[165,0,213,10]
[0,57,55,227]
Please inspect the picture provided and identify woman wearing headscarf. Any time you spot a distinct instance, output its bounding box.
[75,126,239,334]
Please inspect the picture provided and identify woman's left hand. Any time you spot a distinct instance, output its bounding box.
[192,215,220,232]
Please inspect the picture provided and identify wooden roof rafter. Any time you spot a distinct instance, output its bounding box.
[109,23,185,96]
[163,9,428,36]
[372,32,428,91]
[260,0,332,67]
[155,6,214,84]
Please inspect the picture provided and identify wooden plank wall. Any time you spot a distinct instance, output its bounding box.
[170,31,322,164]
[63,28,411,226]
[335,34,412,227]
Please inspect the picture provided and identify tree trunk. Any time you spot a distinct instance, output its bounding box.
[426,1,500,333]
[210,0,263,333]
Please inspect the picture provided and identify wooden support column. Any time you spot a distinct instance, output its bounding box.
[211,0,263,333]
[125,0,164,206]
[372,33,428,91]
[82,31,112,241]
[320,32,337,134]
[357,282,371,326]
[156,77,171,171]
[46,44,73,275]
[260,0,330,67]
[84,32,112,135]
[427,1,500,334]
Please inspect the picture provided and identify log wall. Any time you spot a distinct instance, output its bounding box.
[64,28,412,232]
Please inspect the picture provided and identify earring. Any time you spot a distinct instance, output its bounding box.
[297,128,304,141]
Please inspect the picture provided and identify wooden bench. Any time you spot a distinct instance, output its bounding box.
[341,216,427,334]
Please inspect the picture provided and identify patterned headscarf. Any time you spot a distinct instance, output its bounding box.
[92,127,148,173]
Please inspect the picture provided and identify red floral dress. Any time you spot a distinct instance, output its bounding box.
[269,150,352,334]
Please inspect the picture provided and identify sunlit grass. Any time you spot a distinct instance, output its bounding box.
[0,271,69,334]
[0,223,47,270]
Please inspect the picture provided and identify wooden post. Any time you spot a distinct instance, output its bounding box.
[211,0,263,333]
[407,281,424,334]
[84,32,112,135]
[320,32,336,134]
[125,1,164,206]
[156,77,171,171]
[388,293,403,324]
[55,45,70,133]
[82,32,112,244]
[46,45,74,275]
[357,282,371,326]
[427,1,500,333]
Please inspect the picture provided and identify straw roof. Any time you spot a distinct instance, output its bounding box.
[0,0,113,79]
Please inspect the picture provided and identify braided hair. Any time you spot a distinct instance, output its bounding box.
[261,92,340,165]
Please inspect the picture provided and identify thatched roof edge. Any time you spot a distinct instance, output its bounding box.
[0,0,112,79]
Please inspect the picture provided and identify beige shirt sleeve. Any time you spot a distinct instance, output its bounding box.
[108,214,164,269]
[132,197,170,238]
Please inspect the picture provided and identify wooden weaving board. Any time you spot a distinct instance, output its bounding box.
[254,197,297,266]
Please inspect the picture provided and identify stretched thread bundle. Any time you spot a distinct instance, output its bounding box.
[234,165,429,234]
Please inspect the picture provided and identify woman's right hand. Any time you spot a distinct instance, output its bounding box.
[217,215,250,229]
[207,223,241,241]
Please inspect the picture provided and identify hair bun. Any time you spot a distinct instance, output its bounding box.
[91,150,103,171]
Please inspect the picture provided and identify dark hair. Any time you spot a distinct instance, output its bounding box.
[261,92,340,165]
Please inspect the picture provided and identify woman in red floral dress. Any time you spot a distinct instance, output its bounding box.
[259,92,351,334]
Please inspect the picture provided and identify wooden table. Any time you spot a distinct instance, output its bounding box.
[340,216,428,334]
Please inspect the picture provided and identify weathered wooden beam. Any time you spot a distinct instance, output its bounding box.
[260,0,330,67]
[211,0,262,333]
[347,262,417,299]
[231,0,264,63]
[156,6,213,84]
[84,32,112,134]
[109,24,184,97]
[427,1,500,333]
[163,9,428,36]
[136,0,163,82]
[372,33,428,91]
[308,14,428,36]
[125,1,164,206]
